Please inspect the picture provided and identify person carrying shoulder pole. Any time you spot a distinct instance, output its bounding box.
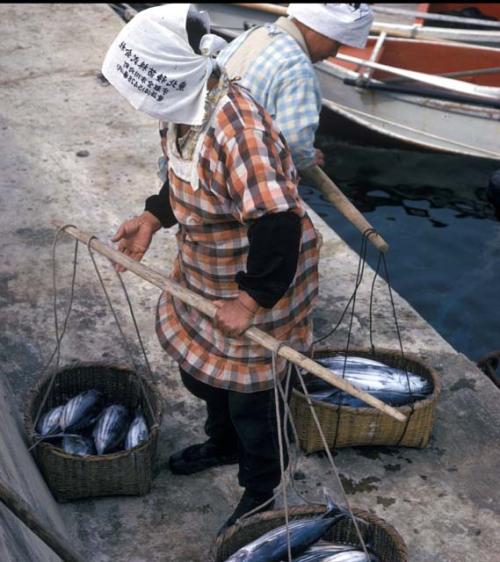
[103,3,320,534]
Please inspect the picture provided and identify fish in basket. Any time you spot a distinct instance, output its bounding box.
[25,363,162,501]
[35,391,150,456]
[290,348,441,451]
[213,493,408,561]
[303,355,433,408]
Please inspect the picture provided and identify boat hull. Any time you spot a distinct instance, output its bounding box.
[200,3,500,160]
[315,61,500,160]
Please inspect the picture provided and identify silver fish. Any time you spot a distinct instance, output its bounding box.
[62,435,96,457]
[293,543,378,561]
[59,389,104,431]
[93,404,130,455]
[314,388,428,408]
[36,405,65,436]
[294,551,375,561]
[307,356,432,396]
[125,411,149,450]
[224,494,350,562]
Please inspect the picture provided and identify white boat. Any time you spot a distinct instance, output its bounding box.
[197,3,500,160]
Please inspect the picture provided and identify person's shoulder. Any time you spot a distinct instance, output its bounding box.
[215,83,271,138]
[268,30,310,63]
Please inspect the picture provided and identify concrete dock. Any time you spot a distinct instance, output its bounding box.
[1,4,499,561]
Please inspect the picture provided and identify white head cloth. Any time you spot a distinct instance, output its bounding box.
[102,4,227,125]
[287,3,374,48]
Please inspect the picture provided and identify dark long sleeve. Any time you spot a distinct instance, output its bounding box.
[236,211,302,309]
[144,178,178,228]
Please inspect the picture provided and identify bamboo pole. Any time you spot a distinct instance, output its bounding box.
[372,5,500,29]
[236,2,500,29]
[370,21,500,44]
[0,478,85,562]
[300,166,389,253]
[51,222,406,423]
[233,3,287,16]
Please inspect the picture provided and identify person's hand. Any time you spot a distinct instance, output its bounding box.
[314,148,325,167]
[213,292,259,338]
[111,211,161,272]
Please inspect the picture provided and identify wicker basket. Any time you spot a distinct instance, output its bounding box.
[24,362,162,502]
[213,504,408,561]
[290,348,441,452]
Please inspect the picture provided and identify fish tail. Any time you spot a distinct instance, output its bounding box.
[321,487,345,517]
[321,487,353,524]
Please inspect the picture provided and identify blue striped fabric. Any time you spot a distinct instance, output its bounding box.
[217,23,322,170]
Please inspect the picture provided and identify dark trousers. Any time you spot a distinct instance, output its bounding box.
[180,367,295,494]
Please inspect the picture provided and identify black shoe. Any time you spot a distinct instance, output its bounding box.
[169,441,238,475]
[218,489,275,536]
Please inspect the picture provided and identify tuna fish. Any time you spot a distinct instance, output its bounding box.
[305,355,432,406]
[36,405,65,436]
[124,410,149,450]
[93,404,130,455]
[223,495,350,562]
[293,545,379,561]
[318,389,427,408]
[62,435,96,457]
[59,389,104,431]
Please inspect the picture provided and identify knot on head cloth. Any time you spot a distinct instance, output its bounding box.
[287,3,374,48]
[102,4,227,125]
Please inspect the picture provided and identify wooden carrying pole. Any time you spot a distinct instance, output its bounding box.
[234,2,500,30]
[52,222,406,423]
[0,478,85,562]
[371,5,500,30]
[301,167,390,252]
[234,3,287,16]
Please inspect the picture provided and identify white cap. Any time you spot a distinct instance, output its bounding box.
[287,3,374,48]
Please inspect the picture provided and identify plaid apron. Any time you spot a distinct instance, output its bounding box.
[156,80,319,393]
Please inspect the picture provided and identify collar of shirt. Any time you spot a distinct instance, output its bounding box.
[273,16,311,60]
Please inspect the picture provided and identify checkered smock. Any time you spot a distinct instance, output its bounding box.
[155,82,319,393]
[217,23,322,170]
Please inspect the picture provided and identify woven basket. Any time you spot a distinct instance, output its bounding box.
[213,504,408,561]
[290,348,441,452]
[24,362,162,502]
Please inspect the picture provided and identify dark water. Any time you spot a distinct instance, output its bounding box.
[300,138,500,363]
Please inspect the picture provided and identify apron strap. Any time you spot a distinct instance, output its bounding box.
[224,17,310,80]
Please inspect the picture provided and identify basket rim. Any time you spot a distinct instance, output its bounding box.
[24,360,162,448]
[293,346,441,414]
[213,503,408,560]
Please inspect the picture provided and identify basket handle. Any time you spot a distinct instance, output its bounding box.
[32,226,159,434]
[86,236,160,428]
[32,225,79,431]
